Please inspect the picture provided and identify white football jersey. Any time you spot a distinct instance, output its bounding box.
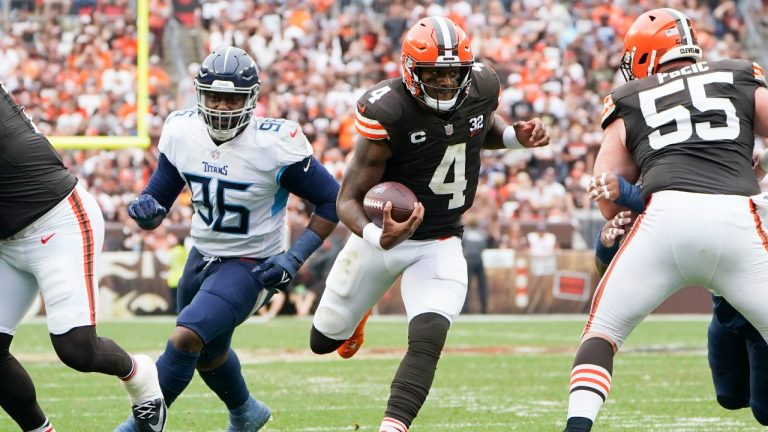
[159,110,312,258]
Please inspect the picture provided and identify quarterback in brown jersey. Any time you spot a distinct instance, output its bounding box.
[563,8,768,432]
[309,16,549,432]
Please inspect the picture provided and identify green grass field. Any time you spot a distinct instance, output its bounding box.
[2,315,764,431]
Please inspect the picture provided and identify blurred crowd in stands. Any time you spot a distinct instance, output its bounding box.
[0,0,764,264]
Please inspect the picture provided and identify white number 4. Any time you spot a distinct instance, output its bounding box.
[429,143,467,209]
[368,86,391,104]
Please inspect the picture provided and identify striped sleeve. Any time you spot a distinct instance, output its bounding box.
[754,62,766,86]
[355,109,389,140]
[600,94,617,129]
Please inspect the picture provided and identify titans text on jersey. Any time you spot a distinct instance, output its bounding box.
[158,112,312,258]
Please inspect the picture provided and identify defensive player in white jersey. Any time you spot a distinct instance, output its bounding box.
[114,47,340,432]
[0,85,166,431]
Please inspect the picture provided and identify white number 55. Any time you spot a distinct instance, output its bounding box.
[639,71,740,149]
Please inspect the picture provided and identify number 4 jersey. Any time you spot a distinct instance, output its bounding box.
[601,59,767,201]
[158,111,312,257]
[355,63,500,240]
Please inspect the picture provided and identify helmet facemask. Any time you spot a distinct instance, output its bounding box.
[400,16,475,113]
[412,64,473,112]
[194,46,261,142]
[195,80,259,142]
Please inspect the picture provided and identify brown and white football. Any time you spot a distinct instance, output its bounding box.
[363,181,417,227]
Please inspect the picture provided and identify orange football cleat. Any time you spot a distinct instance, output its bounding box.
[337,309,373,359]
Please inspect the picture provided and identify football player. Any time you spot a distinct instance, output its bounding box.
[594,198,768,426]
[563,8,768,432]
[113,46,340,432]
[308,17,549,432]
[0,85,166,430]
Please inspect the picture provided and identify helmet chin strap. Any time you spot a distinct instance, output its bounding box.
[420,85,459,111]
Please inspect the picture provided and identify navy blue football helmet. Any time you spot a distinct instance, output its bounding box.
[194,46,260,141]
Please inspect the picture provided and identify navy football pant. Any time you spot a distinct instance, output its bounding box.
[176,247,269,361]
[708,315,768,425]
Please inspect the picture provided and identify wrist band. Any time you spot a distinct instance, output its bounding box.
[503,126,524,150]
[362,223,384,250]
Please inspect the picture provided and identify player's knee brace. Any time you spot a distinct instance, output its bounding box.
[386,313,451,426]
[51,326,130,374]
[51,326,102,372]
[309,325,344,354]
[407,312,450,356]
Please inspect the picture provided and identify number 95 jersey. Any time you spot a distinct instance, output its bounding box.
[159,111,312,258]
[601,59,767,201]
[355,63,500,240]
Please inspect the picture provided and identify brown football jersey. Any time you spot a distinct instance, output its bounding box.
[601,59,767,201]
[0,83,77,239]
[355,63,500,240]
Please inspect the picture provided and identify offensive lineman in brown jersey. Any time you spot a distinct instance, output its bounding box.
[0,84,167,431]
[308,17,549,432]
[563,9,768,432]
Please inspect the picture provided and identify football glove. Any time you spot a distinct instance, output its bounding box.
[252,229,323,293]
[253,251,303,293]
[128,194,167,230]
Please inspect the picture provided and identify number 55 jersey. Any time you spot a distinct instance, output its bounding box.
[601,59,767,201]
[158,111,312,258]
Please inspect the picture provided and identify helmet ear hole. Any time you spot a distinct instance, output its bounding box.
[637,53,648,65]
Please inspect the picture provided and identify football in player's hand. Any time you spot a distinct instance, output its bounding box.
[363,181,417,227]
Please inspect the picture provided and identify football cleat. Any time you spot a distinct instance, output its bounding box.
[133,398,167,432]
[337,309,373,359]
[226,396,272,432]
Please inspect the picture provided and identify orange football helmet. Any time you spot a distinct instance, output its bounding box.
[401,16,474,112]
[620,8,702,81]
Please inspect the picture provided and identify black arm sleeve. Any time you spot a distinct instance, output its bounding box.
[278,156,340,223]
[144,153,187,210]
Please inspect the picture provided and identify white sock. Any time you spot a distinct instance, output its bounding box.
[567,364,611,421]
[121,354,163,404]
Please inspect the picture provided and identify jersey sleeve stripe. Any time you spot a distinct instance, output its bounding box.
[356,120,389,140]
[355,111,385,129]
[600,95,615,125]
[754,62,765,82]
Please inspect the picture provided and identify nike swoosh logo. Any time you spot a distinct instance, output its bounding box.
[279,271,291,284]
[150,404,165,432]
[41,233,55,244]
[303,158,311,172]
[289,128,298,138]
